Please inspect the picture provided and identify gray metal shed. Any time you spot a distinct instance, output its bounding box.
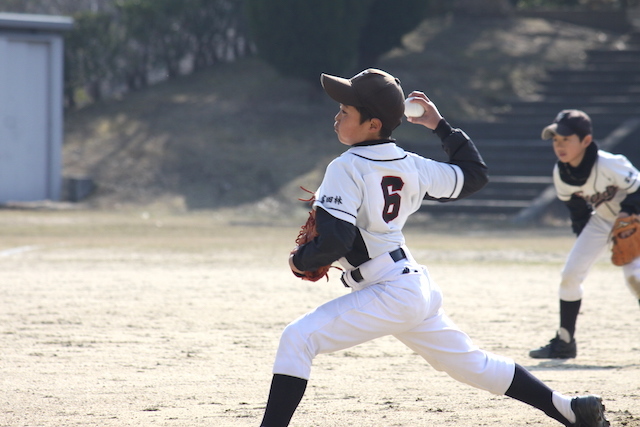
[0,12,73,204]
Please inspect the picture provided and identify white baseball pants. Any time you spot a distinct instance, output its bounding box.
[560,214,640,301]
[272,261,515,395]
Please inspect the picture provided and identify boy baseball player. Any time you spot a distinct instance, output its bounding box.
[529,109,640,359]
[259,69,609,427]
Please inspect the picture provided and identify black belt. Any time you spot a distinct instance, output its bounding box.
[341,248,407,287]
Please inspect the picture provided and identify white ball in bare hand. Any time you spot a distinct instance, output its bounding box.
[404,98,425,117]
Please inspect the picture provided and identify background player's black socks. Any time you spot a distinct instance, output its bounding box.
[260,374,307,427]
[559,299,581,339]
[505,364,571,426]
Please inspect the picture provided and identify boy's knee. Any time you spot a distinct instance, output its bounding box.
[273,322,315,379]
[559,277,583,301]
[279,322,307,351]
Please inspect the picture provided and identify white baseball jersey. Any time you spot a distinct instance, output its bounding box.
[553,149,640,301]
[554,150,640,222]
[313,142,463,269]
[275,133,515,395]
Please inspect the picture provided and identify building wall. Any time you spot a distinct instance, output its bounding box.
[0,13,70,204]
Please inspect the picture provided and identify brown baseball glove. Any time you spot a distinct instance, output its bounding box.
[291,188,339,282]
[611,214,640,266]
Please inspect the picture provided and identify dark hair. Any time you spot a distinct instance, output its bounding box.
[576,130,590,141]
[355,105,393,139]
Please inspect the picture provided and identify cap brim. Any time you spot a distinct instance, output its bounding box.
[541,122,575,140]
[541,124,557,140]
[321,73,360,106]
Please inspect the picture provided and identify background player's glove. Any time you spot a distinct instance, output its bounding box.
[610,214,640,266]
[291,188,337,282]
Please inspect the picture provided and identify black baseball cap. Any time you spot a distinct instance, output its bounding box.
[321,69,405,131]
[541,109,592,140]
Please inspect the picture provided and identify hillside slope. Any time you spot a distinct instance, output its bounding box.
[63,15,619,215]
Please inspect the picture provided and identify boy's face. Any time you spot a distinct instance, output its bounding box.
[333,104,380,146]
[552,133,592,167]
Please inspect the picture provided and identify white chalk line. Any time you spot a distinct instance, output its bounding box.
[0,245,38,257]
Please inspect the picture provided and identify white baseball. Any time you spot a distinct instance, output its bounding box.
[404,97,425,117]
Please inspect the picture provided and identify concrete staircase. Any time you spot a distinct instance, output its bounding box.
[407,29,640,221]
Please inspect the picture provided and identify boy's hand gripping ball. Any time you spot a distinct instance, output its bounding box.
[404,97,425,117]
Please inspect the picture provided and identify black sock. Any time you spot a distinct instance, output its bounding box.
[559,299,581,339]
[260,374,307,427]
[505,364,571,426]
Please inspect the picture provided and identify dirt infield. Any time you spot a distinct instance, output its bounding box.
[1,209,638,427]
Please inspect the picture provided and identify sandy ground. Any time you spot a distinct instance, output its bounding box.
[0,209,638,427]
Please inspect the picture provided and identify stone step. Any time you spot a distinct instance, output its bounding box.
[454,122,619,140]
[496,112,639,125]
[478,182,551,199]
[536,85,640,96]
[404,138,551,155]
[580,62,640,72]
[586,49,640,62]
[467,139,551,147]
[406,140,556,175]
[627,32,640,45]
[417,29,640,220]
[539,80,640,90]
[544,70,640,82]
[540,68,640,82]
[483,163,555,176]
[506,101,640,114]
[502,113,638,126]
[541,93,640,103]
[422,198,530,215]
[417,121,640,217]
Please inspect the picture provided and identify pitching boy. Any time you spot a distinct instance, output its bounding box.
[529,109,640,359]
[258,69,609,427]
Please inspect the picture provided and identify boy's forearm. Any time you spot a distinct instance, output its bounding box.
[292,207,356,272]
[434,119,489,198]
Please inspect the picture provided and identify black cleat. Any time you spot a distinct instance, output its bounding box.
[529,335,577,359]
[571,395,609,427]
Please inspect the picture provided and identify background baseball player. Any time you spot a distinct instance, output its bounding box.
[258,69,608,427]
[529,109,640,359]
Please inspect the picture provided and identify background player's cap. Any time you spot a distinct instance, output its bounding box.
[541,109,592,140]
[321,69,405,131]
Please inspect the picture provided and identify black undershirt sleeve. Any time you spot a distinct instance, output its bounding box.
[565,194,592,236]
[425,118,489,201]
[292,207,356,272]
[620,190,640,215]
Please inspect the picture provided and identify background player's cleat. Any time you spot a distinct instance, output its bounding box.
[571,395,609,427]
[529,335,577,359]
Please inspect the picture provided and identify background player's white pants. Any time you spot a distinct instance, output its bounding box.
[560,214,640,301]
[272,263,515,395]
